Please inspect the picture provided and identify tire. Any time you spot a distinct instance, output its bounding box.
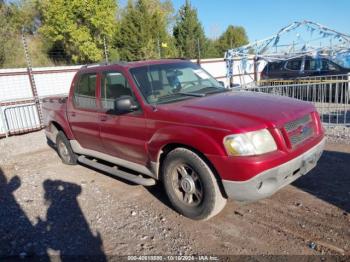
[56,131,77,165]
[162,148,227,220]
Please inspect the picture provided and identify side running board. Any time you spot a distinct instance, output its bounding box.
[78,156,156,186]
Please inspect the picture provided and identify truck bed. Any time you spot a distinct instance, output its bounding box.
[42,95,69,131]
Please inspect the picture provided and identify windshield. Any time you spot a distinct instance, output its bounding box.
[130,62,225,104]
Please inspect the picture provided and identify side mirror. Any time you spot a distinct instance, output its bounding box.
[114,96,138,113]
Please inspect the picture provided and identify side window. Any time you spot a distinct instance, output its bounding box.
[269,62,282,71]
[304,59,318,71]
[321,60,337,71]
[73,73,97,109]
[101,72,133,110]
[321,60,329,71]
[286,59,302,71]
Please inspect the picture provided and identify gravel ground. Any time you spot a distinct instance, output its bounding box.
[0,131,349,259]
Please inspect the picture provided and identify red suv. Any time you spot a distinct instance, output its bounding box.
[43,59,325,220]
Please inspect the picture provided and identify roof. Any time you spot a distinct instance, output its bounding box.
[81,59,190,72]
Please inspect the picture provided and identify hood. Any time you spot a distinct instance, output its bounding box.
[154,91,315,133]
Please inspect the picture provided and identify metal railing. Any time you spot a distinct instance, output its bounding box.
[0,99,43,137]
[1,69,350,144]
[243,74,350,143]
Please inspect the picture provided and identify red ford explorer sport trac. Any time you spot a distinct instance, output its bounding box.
[43,59,325,220]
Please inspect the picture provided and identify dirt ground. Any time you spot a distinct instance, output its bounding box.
[0,130,349,259]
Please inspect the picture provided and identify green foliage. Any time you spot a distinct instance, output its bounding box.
[0,0,251,68]
[0,0,51,68]
[216,25,249,55]
[173,0,206,59]
[116,0,176,61]
[203,39,222,59]
[38,0,118,63]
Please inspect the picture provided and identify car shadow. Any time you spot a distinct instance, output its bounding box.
[0,167,106,260]
[292,150,350,213]
[145,183,175,211]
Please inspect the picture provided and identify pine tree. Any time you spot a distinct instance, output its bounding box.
[173,0,206,59]
[116,0,175,61]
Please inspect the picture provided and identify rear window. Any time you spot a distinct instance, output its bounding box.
[286,59,302,71]
[73,73,97,109]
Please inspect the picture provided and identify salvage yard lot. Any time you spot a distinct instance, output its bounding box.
[0,131,349,257]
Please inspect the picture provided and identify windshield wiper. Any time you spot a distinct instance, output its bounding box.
[158,92,205,101]
[203,88,231,95]
[199,86,231,96]
[177,92,206,97]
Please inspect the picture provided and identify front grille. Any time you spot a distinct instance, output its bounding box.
[289,126,313,145]
[284,114,314,147]
[284,114,311,132]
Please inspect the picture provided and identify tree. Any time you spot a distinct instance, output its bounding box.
[116,0,176,61]
[216,25,248,56]
[173,0,206,59]
[0,0,50,68]
[39,0,118,63]
[203,39,221,58]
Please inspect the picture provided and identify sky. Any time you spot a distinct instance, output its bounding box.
[171,0,350,41]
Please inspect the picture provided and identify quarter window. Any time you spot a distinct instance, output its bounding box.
[73,73,97,109]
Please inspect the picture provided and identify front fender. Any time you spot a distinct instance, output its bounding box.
[147,125,228,162]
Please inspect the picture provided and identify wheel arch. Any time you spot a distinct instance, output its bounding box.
[157,143,228,198]
[46,119,74,143]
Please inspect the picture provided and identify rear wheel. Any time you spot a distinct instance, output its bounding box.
[56,131,77,165]
[162,148,227,220]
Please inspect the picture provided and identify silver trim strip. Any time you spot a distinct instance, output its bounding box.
[70,140,156,178]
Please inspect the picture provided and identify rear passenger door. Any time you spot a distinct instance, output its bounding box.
[284,58,303,79]
[67,72,104,152]
[304,59,320,77]
[98,70,148,165]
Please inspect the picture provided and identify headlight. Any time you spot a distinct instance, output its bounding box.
[223,129,277,156]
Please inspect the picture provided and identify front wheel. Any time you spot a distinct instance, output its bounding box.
[162,148,227,220]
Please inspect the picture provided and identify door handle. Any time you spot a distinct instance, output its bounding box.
[99,115,108,122]
[70,112,76,117]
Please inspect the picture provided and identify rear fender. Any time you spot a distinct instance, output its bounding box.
[46,112,74,142]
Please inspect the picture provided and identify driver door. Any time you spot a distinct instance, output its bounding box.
[98,70,148,165]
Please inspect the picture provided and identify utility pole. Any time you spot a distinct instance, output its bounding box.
[21,29,43,127]
[197,38,201,65]
[157,37,161,59]
[103,36,109,63]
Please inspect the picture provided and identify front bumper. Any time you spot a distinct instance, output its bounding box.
[222,137,325,202]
